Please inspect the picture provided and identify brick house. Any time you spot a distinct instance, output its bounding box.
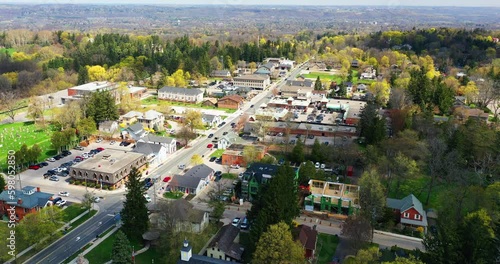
[0,186,53,222]
[217,95,244,110]
[386,194,428,233]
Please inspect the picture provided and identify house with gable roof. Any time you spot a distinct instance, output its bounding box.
[158,86,204,104]
[386,194,428,233]
[132,141,168,167]
[218,95,244,110]
[168,164,215,195]
[138,110,165,131]
[122,123,148,141]
[139,134,177,154]
[202,114,222,128]
[294,224,318,260]
[0,186,53,222]
[206,224,244,262]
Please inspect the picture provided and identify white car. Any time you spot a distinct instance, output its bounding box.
[230,164,240,169]
[46,158,56,162]
[93,196,100,203]
[315,162,320,169]
[110,140,116,145]
[232,217,241,227]
[144,194,152,203]
[58,200,67,207]
[178,164,186,169]
[320,164,326,169]
[59,191,70,197]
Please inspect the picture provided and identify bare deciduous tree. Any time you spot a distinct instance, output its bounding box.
[0,91,21,122]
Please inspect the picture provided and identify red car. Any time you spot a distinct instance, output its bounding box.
[207,143,213,148]
[163,176,171,183]
[96,147,105,151]
[28,165,40,170]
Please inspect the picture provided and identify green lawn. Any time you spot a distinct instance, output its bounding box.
[61,204,87,222]
[141,96,236,113]
[210,149,225,158]
[222,173,237,180]
[317,233,340,264]
[303,70,375,86]
[0,121,56,171]
[386,176,453,210]
[163,191,184,199]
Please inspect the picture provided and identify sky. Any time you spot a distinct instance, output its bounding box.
[0,0,499,7]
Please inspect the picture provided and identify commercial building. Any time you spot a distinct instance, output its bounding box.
[70,149,146,189]
[62,81,119,104]
[221,144,267,167]
[233,75,270,90]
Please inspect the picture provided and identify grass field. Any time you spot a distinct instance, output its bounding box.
[0,122,56,170]
[210,149,225,158]
[163,191,184,199]
[61,204,87,222]
[386,176,453,210]
[302,70,375,86]
[141,97,236,113]
[317,233,340,264]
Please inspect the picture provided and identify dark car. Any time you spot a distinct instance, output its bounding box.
[38,162,49,167]
[214,171,222,177]
[209,156,217,162]
[208,133,214,138]
[46,170,56,175]
[57,171,69,177]
[53,155,63,160]
[119,141,126,146]
[62,150,72,156]
[250,105,254,108]
[222,131,228,135]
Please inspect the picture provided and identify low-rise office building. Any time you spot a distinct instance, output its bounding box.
[233,75,270,90]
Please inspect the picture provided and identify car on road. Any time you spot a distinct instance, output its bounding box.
[178,164,186,169]
[209,156,217,162]
[110,140,116,145]
[59,191,70,197]
[96,147,105,151]
[49,176,59,181]
[74,146,84,151]
[240,217,249,229]
[28,165,40,170]
[232,217,241,227]
[93,196,100,203]
[230,122,235,127]
[163,176,171,183]
[144,194,152,203]
[208,133,214,138]
[58,200,67,207]
[46,157,56,162]
[207,143,214,148]
[222,131,228,135]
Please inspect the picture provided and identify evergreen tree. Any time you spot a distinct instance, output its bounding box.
[314,76,322,90]
[290,140,305,164]
[85,90,119,125]
[77,66,89,85]
[121,167,149,240]
[247,165,300,256]
[310,138,325,163]
[338,82,347,97]
[298,161,316,186]
[111,230,133,264]
[358,101,386,145]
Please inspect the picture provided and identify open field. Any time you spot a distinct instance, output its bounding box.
[302,70,376,86]
[0,122,55,170]
[317,233,340,264]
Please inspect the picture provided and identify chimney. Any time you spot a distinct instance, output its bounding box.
[17,198,22,205]
[37,187,40,192]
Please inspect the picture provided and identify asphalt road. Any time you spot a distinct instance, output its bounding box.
[25,196,123,264]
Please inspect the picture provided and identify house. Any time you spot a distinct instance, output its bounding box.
[210,70,232,78]
[171,199,209,233]
[294,225,318,260]
[121,111,143,126]
[132,141,168,167]
[254,66,272,75]
[138,110,165,131]
[386,194,428,233]
[126,85,147,99]
[122,123,148,141]
[351,60,359,68]
[308,61,327,71]
[356,84,368,92]
[158,86,204,104]
[452,106,490,123]
[233,75,270,90]
[206,225,244,262]
[178,240,236,264]
[202,114,222,128]
[281,80,314,99]
[216,134,237,150]
[139,134,177,154]
[218,95,244,109]
[360,68,376,80]
[98,121,119,136]
[168,164,215,195]
[240,163,279,201]
[222,144,267,167]
[0,186,53,222]
[202,98,218,108]
[304,180,360,215]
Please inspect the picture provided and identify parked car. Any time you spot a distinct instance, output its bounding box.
[207,143,214,148]
[53,155,63,160]
[178,164,186,169]
[315,162,320,169]
[59,191,70,197]
[52,197,62,205]
[214,171,222,177]
[230,164,240,169]
[57,171,69,177]
[74,146,84,151]
[222,131,228,135]
[62,150,72,156]
[93,196,100,203]
[232,217,241,227]
[208,134,214,138]
[43,173,52,179]
[144,194,152,203]
[163,176,172,183]
[46,157,56,162]
[308,135,315,139]
[96,147,105,151]
[58,200,67,207]
[96,138,103,143]
[240,217,249,229]
[49,176,59,181]
[209,157,217,162]
[320,163,326,169]
[110,140,116,145]
[28,165,40,170]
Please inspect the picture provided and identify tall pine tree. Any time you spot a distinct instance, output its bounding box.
[111,230,133,264]
[85,90,119,126]
[314,76,323,90]
[121,167,149,240]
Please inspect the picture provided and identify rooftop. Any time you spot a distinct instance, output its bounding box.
[159,86,203,95]
[234,74,270,81]
[70,81,117,92]
[71,149,145,174]
[0,186,53,209]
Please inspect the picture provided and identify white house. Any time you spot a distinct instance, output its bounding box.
[98,121,119,136]
[122,123,148,141]
[138,110,165,131]
[132,141,168,167]
[158,86,204,104]
[202,114,222,128]
[357,84,368,92]
[168,164,214,195]
[233,75,271,90]
[217,135,237,150]
[139,134,177,154]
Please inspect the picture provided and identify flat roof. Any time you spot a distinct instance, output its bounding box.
[70,81,116,92]
[128,86,147,93]
[234,74,269,81]
[71,149,144,174]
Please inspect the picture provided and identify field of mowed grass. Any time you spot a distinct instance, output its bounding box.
[0,122,55,170]
[303,70,376,85]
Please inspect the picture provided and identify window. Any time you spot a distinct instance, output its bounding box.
[415,214,421,220]
[403,212,409,218]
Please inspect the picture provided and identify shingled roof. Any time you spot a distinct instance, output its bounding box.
[208,225,244,260]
